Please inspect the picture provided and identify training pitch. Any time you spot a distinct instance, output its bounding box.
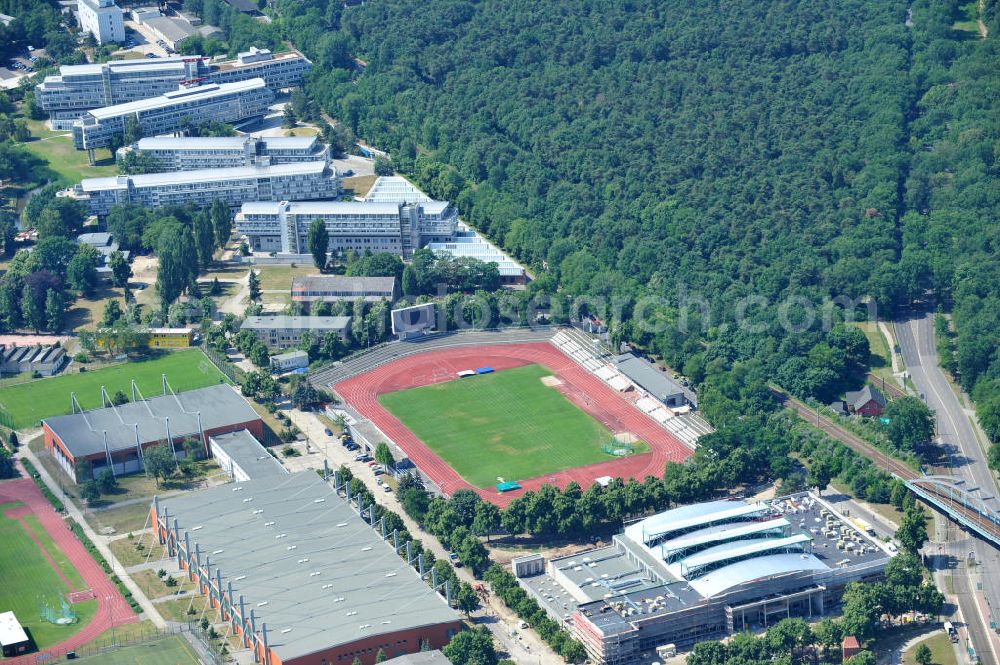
[72,635,201,664]
[0,350,229,428]
[0,501,98,650]
[379,364,647,488]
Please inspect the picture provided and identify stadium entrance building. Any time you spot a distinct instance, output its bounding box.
[513,493,890,664]
[42,385,263,483]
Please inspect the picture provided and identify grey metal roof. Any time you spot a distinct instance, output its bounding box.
[144,15,195,43]
[272,350,309,362]
[845,385,886,410]
[43,384,259,459]
[135,136,249,150]
[80,161,327,191]
[77,232,112,246]
[241,316,352,331]
[614,352,685,402]
[209,429,288,479]
[384,650,451,665]
[687,553,829,598]
[157,472,459,661]
[86,78,265,120]
[623,500,767,545]
[291,275,397,294]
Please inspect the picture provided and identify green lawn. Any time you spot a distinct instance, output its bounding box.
[0,350,229,428]
[0,501,99,651]
[254,264,319,291]
[71,634,201,664]
[19,131,117,185]
[379,364,644,488]
[903,632,957,665]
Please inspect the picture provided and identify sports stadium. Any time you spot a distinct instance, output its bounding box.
[314,328,704,505]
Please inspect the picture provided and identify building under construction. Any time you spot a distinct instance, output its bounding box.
[151,471,462,665]
[513,492,890,664]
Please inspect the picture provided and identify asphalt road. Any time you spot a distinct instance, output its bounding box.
[895,311,1000,665]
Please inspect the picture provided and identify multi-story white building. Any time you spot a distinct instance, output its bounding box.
[234,197,458,256]
[61,161,339,217]
[71,79,274,150]
[36,49,310,129]
[77,0,125,45]
[117,135,330,171]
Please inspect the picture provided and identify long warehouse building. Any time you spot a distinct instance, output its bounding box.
[118,135,331,171]
[152,471,463,665]
[60,160,339,217]
[71,78,274,150]
[37,48,311,129]
[513,493,890,664]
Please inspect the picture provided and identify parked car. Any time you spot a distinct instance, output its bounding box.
[373,467,384,476]
[383,485,392,493]
[323,428,333,436]
[375,478,383,486]
[449,553,462,567]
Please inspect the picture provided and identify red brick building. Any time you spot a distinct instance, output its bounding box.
[845,385,887,418]
[43,384,263,483]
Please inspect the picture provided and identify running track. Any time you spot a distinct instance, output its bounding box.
[333,342,692,507]
[0,474,137,664]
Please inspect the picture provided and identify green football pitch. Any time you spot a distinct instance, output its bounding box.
[0,350,229,429]
[379,364,646,488]
[0,501,97,651]
[72,635,201,664]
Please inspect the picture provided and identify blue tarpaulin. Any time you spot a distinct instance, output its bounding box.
[496,481,521,492]
[476,367,494,374]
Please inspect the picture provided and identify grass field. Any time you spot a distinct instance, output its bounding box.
[19,129,117,184]
[903,632,957,665]
[254,264,319,291]
[0,501,98,651]
[379,364,646,488]
[72,634,201,664]
[0,350,229,428]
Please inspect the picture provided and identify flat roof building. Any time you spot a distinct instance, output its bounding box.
[77,0,124,44]
[37,49,311,129]
[151,471,463,665]
[241,315,352,350]
[0,611,30,658]
[514,493,890,664]
[71,78,274,150]
[236,198,457,257]
[119,135,330,171]
[61,160,339,217]
[614,352,688,408]
[208,429,287,482]
[42,384,263,483]
[291,275,398,309]
[271,349,310,372]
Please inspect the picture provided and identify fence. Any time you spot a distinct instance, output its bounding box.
[202,347,244,386]
[36,623,228,664]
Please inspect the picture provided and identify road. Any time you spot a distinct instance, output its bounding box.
[895,311,1000,665]
[280,406,564,665]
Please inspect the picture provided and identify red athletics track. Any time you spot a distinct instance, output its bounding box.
[0,470,137,664]
[333,342,693,507]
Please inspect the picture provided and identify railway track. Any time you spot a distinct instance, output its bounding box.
[771,386,1000,547]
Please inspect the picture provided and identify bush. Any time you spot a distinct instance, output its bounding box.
[73,352,88,363]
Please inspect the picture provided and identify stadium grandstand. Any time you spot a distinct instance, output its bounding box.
[512,492,890,664]
[152,471,462,665]
[42,384,262,483]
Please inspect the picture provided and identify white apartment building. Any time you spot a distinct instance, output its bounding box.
[71,79,274,150]
[61,161,340,217]
[77,0,125,45]
[117,135,330,171]
[36,49,311,129]
[234,198,458,256]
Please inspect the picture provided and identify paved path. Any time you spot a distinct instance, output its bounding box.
[20,446,169,630]
[0,469,137,664]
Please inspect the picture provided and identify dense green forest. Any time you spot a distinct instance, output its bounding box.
[292,0,1000,456]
